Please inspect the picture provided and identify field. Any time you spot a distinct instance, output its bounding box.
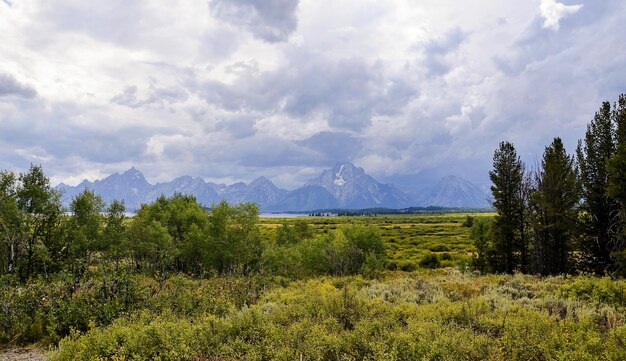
[2,213,626,360]
[260,213,492,270]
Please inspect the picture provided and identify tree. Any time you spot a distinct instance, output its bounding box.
[66,189,105,275]
[470,218,493,273]
[531,138,580,275]
[576,100,621,274]
[126,194,210,275]
[489,141,525,273]
[0,170,21,275]
[607,94,626,274]
[207,201,262,275]
[15,164,62,281]
[102,200,127,269]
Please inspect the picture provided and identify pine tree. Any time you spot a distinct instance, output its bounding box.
[607,94,626,274]
[576,101,621,274]
[489,141,525,273]
[531,138,580,275]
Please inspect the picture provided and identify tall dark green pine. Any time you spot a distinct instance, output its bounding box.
[532,138,580,275]
[607,94,626,275]
[576,101,621,274]
[489,141,524,273]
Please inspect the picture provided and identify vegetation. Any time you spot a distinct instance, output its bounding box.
[477,94,626,277]
[2,94,626,359]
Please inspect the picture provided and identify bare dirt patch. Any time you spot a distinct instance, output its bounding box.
[0,348,46,361]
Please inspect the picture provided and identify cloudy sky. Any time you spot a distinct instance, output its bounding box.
[1,0,624,190]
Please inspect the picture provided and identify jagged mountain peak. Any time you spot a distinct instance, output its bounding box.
[122,166,144,178]
[249,176,272,187]
[305,162,410,209]
[55,163,439,212]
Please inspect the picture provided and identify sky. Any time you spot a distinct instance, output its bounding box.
[0,0,625,190]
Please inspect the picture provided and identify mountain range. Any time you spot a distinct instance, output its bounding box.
[56,163,491,211]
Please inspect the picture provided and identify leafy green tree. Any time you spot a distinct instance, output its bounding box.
[0,170,21,275]
[275,219,313,246]
[207,201,262,275]
[470,218,493,273]
[102,200,127,269]
[127,194,210,275]
[531,138,580,275]
[275,221,298,246]
[66,189,105,274]
[15,165,62,281]
[489,141,525,273]
[577,100,621,274]
[127,210,176,275]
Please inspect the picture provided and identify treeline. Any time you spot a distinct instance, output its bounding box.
[475,94,626,276]
[0,167,386,283]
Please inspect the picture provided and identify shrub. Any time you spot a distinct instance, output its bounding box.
[419,253,441,269]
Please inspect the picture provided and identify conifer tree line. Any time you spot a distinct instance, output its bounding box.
[476,94,626,276]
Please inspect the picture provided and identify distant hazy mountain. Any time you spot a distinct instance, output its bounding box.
[58,167,152,210]
[268,186,339,211]
[150,176,221,206]
[56,164,490,212]
[57,168,287,211]
[305,162,411,209]
[416,175,490,208]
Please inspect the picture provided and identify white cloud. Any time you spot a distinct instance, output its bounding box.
[539,0,583,31]
[0,0,623,189]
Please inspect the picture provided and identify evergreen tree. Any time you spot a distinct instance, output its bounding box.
[576,101,621,274]
[531,138,580,275]
[489,141,525,273]
[607,94,626,274]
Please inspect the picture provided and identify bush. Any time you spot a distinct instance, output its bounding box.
[419,253,441,269]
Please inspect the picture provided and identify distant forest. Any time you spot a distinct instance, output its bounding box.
[478,93,626,276]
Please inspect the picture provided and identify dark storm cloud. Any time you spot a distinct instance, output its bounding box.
[0,100,177,166]
[199,55,418,130]
[297,131,362,163]
[420,27,467,76]
[206,135,316,167]
[0,72,37,99]
[209,0,299,42]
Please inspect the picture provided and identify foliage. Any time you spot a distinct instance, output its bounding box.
[470,217,493,272]
[47,272,626,360]
[577,100,621,274]
[489,141,526,273]
[531,137,581,275]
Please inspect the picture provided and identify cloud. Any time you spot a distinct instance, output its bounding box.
[420,27,467,76]
[111,85,189,108]
[297,131,362,163]
[539,0,583,31]
[0,73,37,99]
[199,54,417,131]
[209,0,299,42]
[1,0,625,191]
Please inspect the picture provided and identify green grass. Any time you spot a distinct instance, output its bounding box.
[260,213,494,270]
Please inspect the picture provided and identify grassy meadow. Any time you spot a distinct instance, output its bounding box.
[2,213,626,360]
[259,213,493,271]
